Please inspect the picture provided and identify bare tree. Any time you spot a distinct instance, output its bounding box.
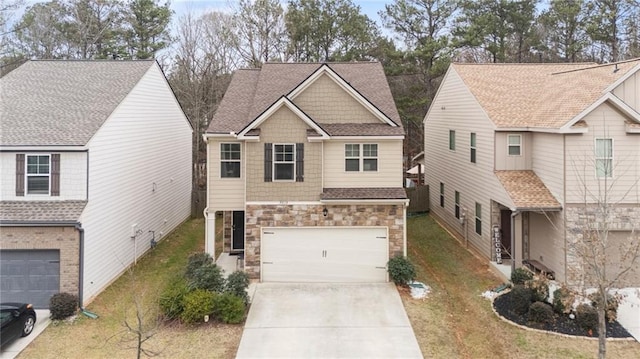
[232,0,287,67]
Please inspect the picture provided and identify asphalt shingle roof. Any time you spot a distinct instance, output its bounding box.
[0,201,87,222]
[453,59,640,129]
[321,187,407,200]
[494,171,561,210]
[207,62,402,134]
[0,60,155,146]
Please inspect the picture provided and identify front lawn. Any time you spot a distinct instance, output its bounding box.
[20,218,243,359]
[403,214,640,359]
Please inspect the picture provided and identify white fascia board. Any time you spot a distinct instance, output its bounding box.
[203,133,236,140]
[602,63,640,93]
[329,135,405,140]
[320,199,410,205]
[495,127,588,134]
[237,97,330,139]
[0,145,88,152]
[561,93,640,132]
[287,64,398,127]
[626,124,640,133]
[246,201,322,206]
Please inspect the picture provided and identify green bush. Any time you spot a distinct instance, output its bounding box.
[180,289,216,324]
[510,285,533,315]
[212,293,246,324]
[589,292,619,322]
[225,271,250,304]
[159,277,190,319]
[49,292,79,320]
[528,301,554,324]
[511,267,533,285]
[387,255,416,286]
[552,287,575,314]
[187,264,226,293]
[525,276,549,302]
[185,252,214,280]
[576,303,598,332]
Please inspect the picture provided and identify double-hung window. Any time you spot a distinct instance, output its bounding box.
[345,144,378,172]
[507,134,521,156]
[475,202,482,235]
[26,155,50,195]
[220,143,241,178]
[595,138,613,178]
[449,130,456,151]
[439,182,445,208]
[273,144,295,180]
[470,133,476,163]
[455,191,461,219]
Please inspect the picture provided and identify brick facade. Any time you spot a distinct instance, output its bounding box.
[243,204,404,279]
[0,226,80,295]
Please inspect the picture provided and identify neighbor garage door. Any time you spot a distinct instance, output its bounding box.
[0,250,60,308]
[261,227,388,282]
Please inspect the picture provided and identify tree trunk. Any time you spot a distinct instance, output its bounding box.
[598,298,606,359]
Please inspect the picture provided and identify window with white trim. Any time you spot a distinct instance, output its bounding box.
[26,155,50,194]
[449,130,456,150]
[455,191,461,219]
[470,133,476,163]
[273,144,295,180]
[595,138,613,178]
[220,143,241,178]
[475,202,482,235]
[345,144,378,172]
[507,134,521,156]
[439,182,445,207]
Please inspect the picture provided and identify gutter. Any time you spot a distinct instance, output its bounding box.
[511,210,520,273]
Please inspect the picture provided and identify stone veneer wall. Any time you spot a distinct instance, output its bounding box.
[223,211,231,253]
[244,204,405,279]
[564,204,640,286]
[0,226,80,295]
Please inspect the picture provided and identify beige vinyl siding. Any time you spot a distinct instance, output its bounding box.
[613,70,640,111]
[424,67,514,258]
[565,102,640,204]
[80,64,192,304]
[323,140,402,188]
[529,211,566,282]
[207,139,244,210]
[0,151,87,201]
[246,106,322,201]
[531,133,565,204]
[292,73,379,124]
[494,132,532,170]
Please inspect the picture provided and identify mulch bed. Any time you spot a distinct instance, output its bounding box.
[493,291,632,338]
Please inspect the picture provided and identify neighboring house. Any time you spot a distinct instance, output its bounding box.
[0,60,192,308]
[204,62,407,282]
[424,59,640,287]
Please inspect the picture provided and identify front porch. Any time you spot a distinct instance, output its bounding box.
[489,259,512,283]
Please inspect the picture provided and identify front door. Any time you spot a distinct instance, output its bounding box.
[232,211,245,251]
[500,210,512,259]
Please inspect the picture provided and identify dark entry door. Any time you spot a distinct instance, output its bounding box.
[232,211,245,251]
[500,210,512,259]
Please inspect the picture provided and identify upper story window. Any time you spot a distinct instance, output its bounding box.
[449,130,456,151]
[470,133,476,163]
[595,138,613,178]
[507,134,521,156]
[274,144,295,180]
[345,144,378,172]
[26,155,50,194]
[220,143,241,178]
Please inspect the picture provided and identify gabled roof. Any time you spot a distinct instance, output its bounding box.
[0,60,155,146]
[494,171,561,210]
[452,59,640,129]
[207,62,402,134]
[0,200,87,223]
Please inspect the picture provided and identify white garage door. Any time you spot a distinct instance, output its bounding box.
[261,227,388,283]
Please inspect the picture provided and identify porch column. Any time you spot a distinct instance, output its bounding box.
[205,209,216,258]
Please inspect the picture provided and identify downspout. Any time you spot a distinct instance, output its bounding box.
[511,210,520,273]
[403,202,408,257]
[74,222,85,308]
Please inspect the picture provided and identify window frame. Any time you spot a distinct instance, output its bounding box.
[220,143,241,178]
[595,138,613,178]
[449,130,456,151]
[455,191,461,219]
[439,182,445,208]
[25,154,51,195]
[507,134,522,156]
[475,202,482,235]
[345,143,378,172]
[273,143,296,181]
[470,133,476,163]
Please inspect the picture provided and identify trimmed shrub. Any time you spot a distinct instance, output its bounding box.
[528,301,554,324]
[552,287,575,314]
[225,271,250,304]
[185,252,214,280]
[387,255,416,286]
[180,289,216,324]
[212,293,246,324]
[525,276,549,302]
[589,292,619,322]
[159,277,190,319]
[510,285,533,315]
[49,292,79,320]
[187,264,226,293]
[511,267,533,285]
[576,303,598,332]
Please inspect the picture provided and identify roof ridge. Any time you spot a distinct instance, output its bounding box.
[551,58,640,74]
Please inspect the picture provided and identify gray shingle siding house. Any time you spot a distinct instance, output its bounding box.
[0,60,192,307]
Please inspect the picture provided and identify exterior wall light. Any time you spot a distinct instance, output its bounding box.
[323,207,328,217]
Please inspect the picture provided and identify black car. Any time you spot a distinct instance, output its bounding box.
[0,303,37,348]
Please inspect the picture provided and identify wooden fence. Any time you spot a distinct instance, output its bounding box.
[406,185,429,213]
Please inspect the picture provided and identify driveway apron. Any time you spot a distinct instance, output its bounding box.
[236,283,423,358]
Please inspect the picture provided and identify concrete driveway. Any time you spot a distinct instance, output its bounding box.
[236,283,423,358]
[0,309,51,359]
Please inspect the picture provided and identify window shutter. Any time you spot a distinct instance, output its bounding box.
[264,143,272,182]
[295,143,304,182]
[16,154,25,196]
[51,154,60,196]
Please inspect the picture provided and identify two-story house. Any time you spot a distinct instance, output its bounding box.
[204,63,408,282]
[0,60,192,307]
[424,59,640,287]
